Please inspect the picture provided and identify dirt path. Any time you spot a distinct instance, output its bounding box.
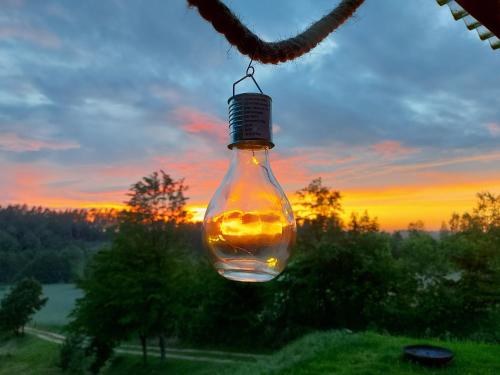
[25,326,269,364]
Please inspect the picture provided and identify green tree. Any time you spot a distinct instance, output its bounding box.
[59,333,93,375]
[69,170,189,371]
[0,278,47,335]
[69,247,126,373]
[120,170,189,361]
[258,180,397,343]
[18,251,73,283]
[472,192,500,231]
[126,170,189,224]
[0,230,20,252]
[295,178,343,252]
[348,211,379,234]
[295,177,342,223]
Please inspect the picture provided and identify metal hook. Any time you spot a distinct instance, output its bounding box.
[232,58,263,97]
[246,65,255,76]
[245,58,255,76]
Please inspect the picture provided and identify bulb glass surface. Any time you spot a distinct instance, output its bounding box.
[203,145,296,282]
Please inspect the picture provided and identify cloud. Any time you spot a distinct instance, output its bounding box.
[0,82,52,107]
[2,0,24,9]
[486,123,500,137]
[46,4,72,21]
[153,152,229,202]
[174,107,227,145]
[371,140,419,159]
[0,26,61,48]
[0,132,79,152]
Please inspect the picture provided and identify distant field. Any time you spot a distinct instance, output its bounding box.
[0,284,80,327]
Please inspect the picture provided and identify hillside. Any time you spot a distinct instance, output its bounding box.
[1,330,499,375]
[230,330,500,375]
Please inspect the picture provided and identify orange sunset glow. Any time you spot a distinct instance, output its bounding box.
[189,177,500,231]
[2,137,499,232]
[6,177,498,232]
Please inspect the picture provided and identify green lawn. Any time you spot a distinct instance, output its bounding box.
[106,355,239,375]
[230,330,500,375]
[0,335,60,375]
[0,335,238,375]
[1,330,499,375]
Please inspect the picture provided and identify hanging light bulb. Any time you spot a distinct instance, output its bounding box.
[203,64,296,282]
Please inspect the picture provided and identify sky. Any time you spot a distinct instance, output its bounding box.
[0,0,499,231]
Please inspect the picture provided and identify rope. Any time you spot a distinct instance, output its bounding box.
[187,0,365,64]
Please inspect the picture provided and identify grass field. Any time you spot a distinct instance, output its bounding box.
[0,284,80,327]
[231,330,500,375]
[0,335,238,375]
[1,330,499,375]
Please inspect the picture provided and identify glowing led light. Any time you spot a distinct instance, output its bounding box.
[266,257,278,268]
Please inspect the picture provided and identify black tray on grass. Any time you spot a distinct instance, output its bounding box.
[403,345,454,366]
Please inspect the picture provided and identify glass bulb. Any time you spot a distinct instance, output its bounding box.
[203,144,296,282]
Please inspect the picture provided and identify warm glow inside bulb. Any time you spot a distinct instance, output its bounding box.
[203,145,296,282]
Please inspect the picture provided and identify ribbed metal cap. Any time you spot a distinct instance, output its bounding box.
[227,93,273,149]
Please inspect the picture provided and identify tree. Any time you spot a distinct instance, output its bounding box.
[0,278,47,335]
[18,251,73,283]
[266,220,397,342]
[449,192,500,235]
[70,247,130,373]
[295,177,342,224]
[294,178,343,251]
[473,192,500,231]
[59,333,94,375]
[126,170,189,224]
[120,170,189,361]
[348,211,379,234]
[437,192,500,337]
[69,171,189,371]
[407,220,425,235]
[0,230,20,252]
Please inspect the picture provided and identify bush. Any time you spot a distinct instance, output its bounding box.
[60,334,93,375]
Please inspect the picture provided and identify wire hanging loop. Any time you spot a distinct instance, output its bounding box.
[232,59,263,97]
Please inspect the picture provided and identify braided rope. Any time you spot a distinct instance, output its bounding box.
[187,0,365,64]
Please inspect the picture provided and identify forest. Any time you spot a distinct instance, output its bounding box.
[1,172,499,374]
[0,206,117,283]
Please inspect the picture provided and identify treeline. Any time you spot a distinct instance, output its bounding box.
[0,205,117,283]
[64,173,500,374]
